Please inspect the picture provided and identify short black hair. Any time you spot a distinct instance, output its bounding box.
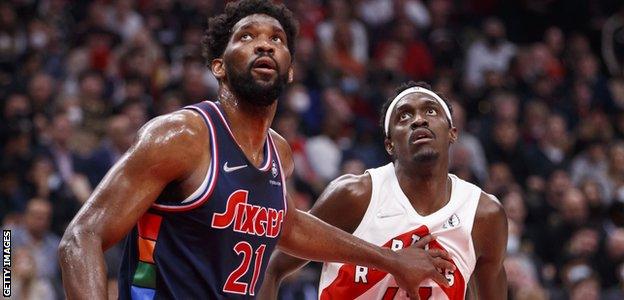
[202,0,298,66]
[379,81,454,137]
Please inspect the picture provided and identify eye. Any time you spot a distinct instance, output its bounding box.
[426,108,438,116]
[399,112,412,121]
[241,33,253,41]
[271,36,283,43]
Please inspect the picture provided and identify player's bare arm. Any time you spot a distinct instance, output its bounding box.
[267,132,456,298]
[58,110,209,299]
[258,170,372,299]
[469,192,508,299]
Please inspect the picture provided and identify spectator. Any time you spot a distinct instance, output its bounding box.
[504,253,545,299]
[317,0,368,66]
[449,100,488,183]
[373,19,435,81]
[3,1,624,297]
[11,198,61,298]
[526,114,572,178]
[305,115,344,185]
[570,140,611,202]
[464,17,517,92]
[608,142,624,202]
[598,228,624,289]
[12,247,56,300]
[86,114,135,186]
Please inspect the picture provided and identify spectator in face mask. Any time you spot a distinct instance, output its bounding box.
[464,17,517,93]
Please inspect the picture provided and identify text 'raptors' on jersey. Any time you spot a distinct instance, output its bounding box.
[118,101,287,299]
[319,163,481,300]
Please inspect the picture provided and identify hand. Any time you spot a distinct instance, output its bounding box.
[387,234,455,299]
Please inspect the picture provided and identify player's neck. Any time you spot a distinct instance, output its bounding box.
[218,85,277,167]
[394,161,451,216]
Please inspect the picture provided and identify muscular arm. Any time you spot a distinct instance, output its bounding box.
[58,111,208,299]
[258,174,371,299]
[263,133,454,299]
[470,193,508,300]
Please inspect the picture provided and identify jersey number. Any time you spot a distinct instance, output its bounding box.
[382,287,432,299]
[223,242,266,295]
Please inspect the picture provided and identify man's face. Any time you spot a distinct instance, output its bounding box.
[386,93,456,165]
[25,200,51,239]
[219,14,292,106]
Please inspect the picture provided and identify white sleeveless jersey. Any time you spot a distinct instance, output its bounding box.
[318,163,482,300]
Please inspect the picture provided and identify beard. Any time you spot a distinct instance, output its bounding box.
[412,148,440,163]
[225,57,289,107]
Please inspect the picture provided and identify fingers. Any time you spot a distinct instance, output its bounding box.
[407,292,420,300]
[427,248,451,261]
[432,257,456,272]
[413,234,433,248]
[431,270,451,288]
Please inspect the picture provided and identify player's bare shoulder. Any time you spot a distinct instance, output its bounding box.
[310,172,373,233]
[138,109,206,148]
[320,173,372,207]
[128,109,209,173]
[473,192,508,258]
[476,192,506,222]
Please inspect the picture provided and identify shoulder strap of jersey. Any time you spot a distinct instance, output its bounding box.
[150,102,219,212]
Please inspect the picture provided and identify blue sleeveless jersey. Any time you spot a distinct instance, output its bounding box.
[118,101,288,299]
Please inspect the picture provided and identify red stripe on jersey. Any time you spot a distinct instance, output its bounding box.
[137,213,163,241]
[320,225,465,300]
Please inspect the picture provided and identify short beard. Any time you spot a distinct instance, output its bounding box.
[226,59,289,107]
[412,149,439,163]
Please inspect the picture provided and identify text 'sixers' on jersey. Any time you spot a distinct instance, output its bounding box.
[118,101,287,300]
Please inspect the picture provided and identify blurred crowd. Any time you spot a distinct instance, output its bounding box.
[2,0,624,299]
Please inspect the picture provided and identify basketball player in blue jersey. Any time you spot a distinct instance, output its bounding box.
[259,82,508,300]
[58,1,456,299]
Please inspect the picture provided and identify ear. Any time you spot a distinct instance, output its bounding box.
[384,138,394,156]
[449,126,458,144]
[287,66,294,83]
[211,58,225,80]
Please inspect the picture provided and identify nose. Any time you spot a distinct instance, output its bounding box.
[254,38,275,55]
[410,113,428,130]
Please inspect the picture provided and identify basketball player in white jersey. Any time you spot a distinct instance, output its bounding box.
[258,81,508,300]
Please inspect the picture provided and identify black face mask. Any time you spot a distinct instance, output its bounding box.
[486,36,502,47]
[225,55,289,107]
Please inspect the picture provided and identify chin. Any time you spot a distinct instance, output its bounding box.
[412,150,440,163]
[254,78,277,88]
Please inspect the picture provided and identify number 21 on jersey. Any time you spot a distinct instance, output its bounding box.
[223,242,266,296]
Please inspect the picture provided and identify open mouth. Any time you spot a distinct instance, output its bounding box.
[410,128,435,144]
[252,57,277,74]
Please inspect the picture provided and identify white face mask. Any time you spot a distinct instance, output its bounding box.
[30,31,48,49]
[288,89,311,113]
[67,105,83,125]
[507,233,520,254]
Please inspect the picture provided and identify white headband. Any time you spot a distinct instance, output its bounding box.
[383,87,453,136]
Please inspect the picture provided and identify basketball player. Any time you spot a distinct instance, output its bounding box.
[259,82,508,299]
[58,1,455,299]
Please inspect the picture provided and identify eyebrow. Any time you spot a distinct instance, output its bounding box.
[421,99,443,108]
